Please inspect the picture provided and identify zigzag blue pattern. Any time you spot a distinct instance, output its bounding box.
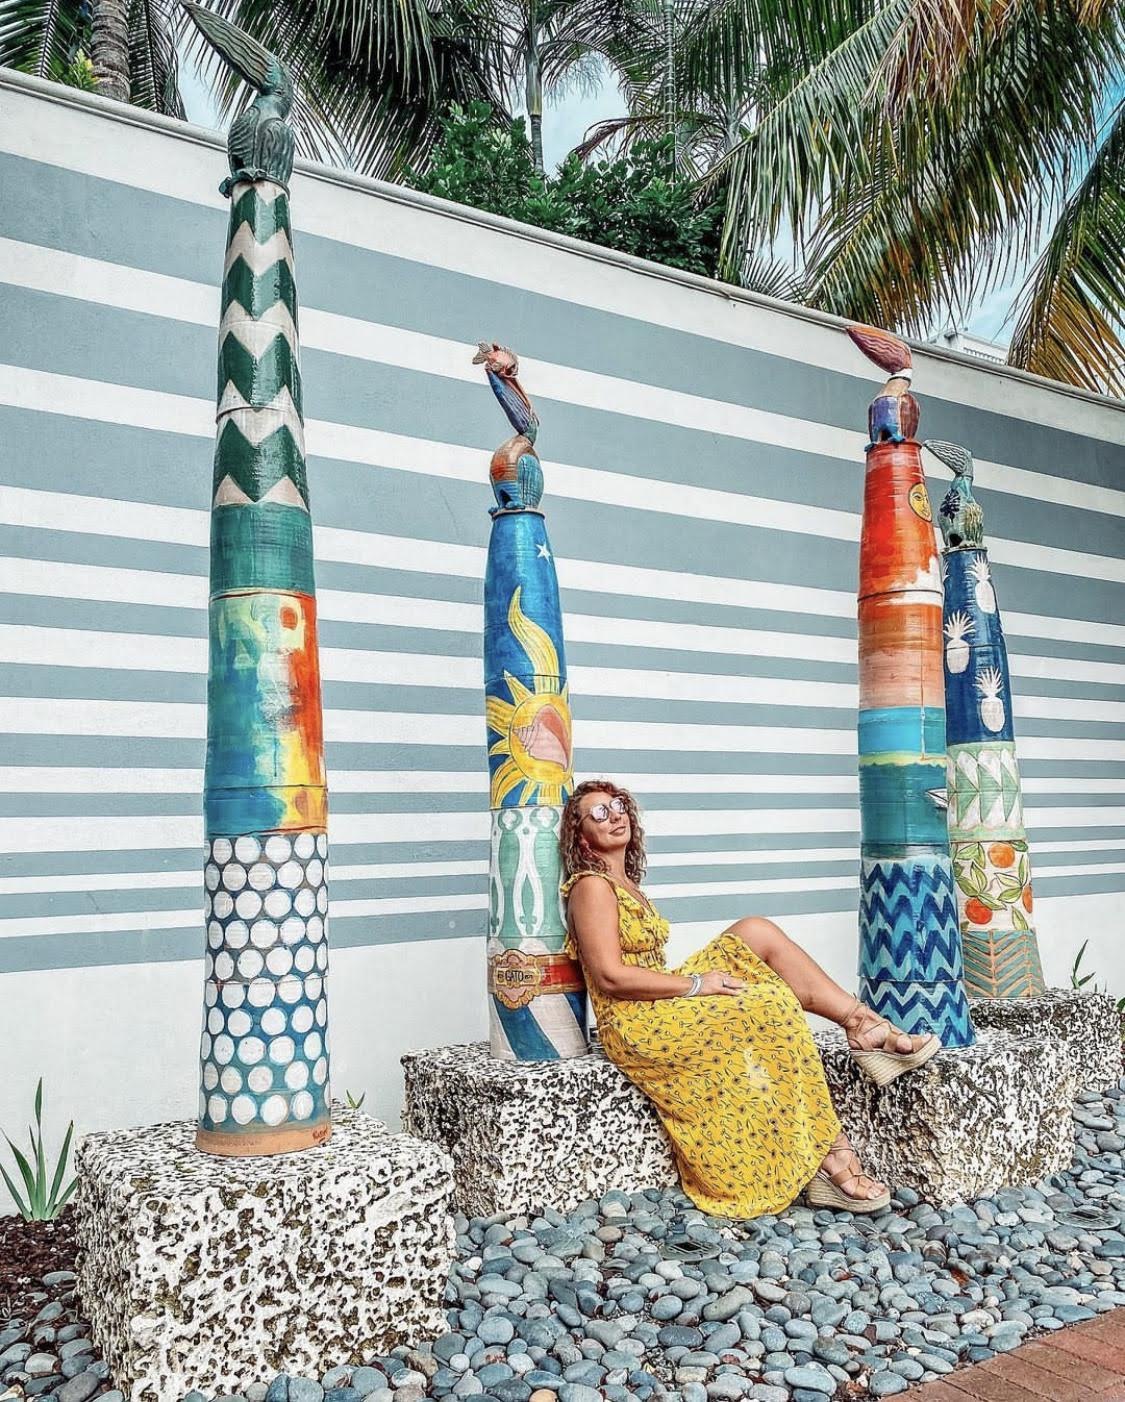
[859,859,965,982]
[858,856,974,1045]
[860,976,975,1047]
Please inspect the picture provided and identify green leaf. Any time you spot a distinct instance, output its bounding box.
[48,1121,74,1213]
[957,869,986,899]
[1008,98,1125,395]
[4,1133,41,1217]
[53,1175,79,1214]
[0,1161,31,1220]
[1011,905,1029,931]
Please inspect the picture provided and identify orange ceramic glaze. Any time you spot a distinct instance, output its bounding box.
[859,442,941,603]
[858,596,944,711]
[285,595,325,774]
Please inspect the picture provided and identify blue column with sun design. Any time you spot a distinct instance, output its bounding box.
[476,342,588,1060]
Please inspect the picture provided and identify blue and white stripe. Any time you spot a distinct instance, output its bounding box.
[0,69,1123,1005]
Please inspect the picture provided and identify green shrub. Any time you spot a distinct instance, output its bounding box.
[408,103,727,281]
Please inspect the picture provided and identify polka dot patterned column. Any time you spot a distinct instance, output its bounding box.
[198,833,331,1145]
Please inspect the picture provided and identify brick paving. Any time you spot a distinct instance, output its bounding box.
[907,1308,1125,1400]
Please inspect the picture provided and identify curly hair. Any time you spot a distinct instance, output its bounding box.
[560,779,647,884]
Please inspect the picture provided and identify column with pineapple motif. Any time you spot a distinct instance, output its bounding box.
[925,440,1045,998]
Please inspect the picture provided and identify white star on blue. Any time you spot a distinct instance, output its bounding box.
[536,543,552,561]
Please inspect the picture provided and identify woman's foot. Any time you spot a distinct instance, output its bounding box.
[843,999,935,1055]
[806,1134,890,1212]
[842,997,942,1086]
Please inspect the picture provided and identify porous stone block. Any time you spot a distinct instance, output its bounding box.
[970,987,1122,1092]
[74,1108,455,1402]
[816,1026,1077,1205]
[401,1041,677,1215]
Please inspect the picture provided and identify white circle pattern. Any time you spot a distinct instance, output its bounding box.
[200,833,330,1134]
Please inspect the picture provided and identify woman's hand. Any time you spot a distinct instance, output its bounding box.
[697,970,746,996]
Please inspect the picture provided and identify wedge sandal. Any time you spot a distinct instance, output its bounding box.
[806,1138,891,1214]
[843,998,942,1087]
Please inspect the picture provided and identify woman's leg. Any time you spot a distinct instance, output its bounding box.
[724,914,930,1054]
[724,915,895,1202]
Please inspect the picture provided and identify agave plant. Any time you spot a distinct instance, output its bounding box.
[1,1079,78,1222]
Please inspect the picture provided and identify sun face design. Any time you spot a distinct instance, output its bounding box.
[486,587,573,807]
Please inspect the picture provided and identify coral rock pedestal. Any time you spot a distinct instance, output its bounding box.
[74,1110,455,1402]
[402,1042,676,1215]
[816,1027,1076,1205]
[971,988,1122,1092]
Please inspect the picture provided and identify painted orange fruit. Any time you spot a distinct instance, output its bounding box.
[988,842,1016,868]
[1022,885,1033,913]
[965,898,992,926]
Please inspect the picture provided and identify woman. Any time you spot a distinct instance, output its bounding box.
[560,779,941,1219]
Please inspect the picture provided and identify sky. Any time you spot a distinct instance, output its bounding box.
[179,55,1019,344]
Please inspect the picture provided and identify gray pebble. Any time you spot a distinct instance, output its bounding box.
[868,1373,909,1397]
[558,1385,601,1402]
[23,1355,58,1377]
[783,1364,835,1394]
[56,1374,100,1402]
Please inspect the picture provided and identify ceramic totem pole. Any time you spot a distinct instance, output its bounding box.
[925,440,1046,999]
[189,5,331,1153]
[476,343,587,1060]
[848,326,974,1047]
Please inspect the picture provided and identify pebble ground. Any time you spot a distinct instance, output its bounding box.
[3,1083,1125,1402]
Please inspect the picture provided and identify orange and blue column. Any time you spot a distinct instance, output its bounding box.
[849,326,974,1047]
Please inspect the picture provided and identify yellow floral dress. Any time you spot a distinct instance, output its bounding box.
[562,871,841,1218]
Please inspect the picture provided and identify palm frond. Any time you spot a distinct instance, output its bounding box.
[1007,98,1125,395]
[129,0,184,114]
[701,0,918,275]
[0,0,88,80]
[797,0,1119,335]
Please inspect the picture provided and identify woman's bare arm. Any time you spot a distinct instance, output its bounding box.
[568,876,741,1001]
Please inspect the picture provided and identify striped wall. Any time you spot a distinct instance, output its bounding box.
[1,70,1124,1142]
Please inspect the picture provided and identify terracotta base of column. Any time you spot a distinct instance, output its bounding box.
[196,1120,331,1157]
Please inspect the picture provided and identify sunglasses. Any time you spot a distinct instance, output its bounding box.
[582,797,628,824]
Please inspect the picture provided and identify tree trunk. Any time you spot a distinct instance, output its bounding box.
[526,0,544,175]
[91,0,131,104]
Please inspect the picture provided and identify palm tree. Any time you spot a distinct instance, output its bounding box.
[0,0,185,113]
[91,0,128,99]
[670,0,1124,394]
[498,0,639,173]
